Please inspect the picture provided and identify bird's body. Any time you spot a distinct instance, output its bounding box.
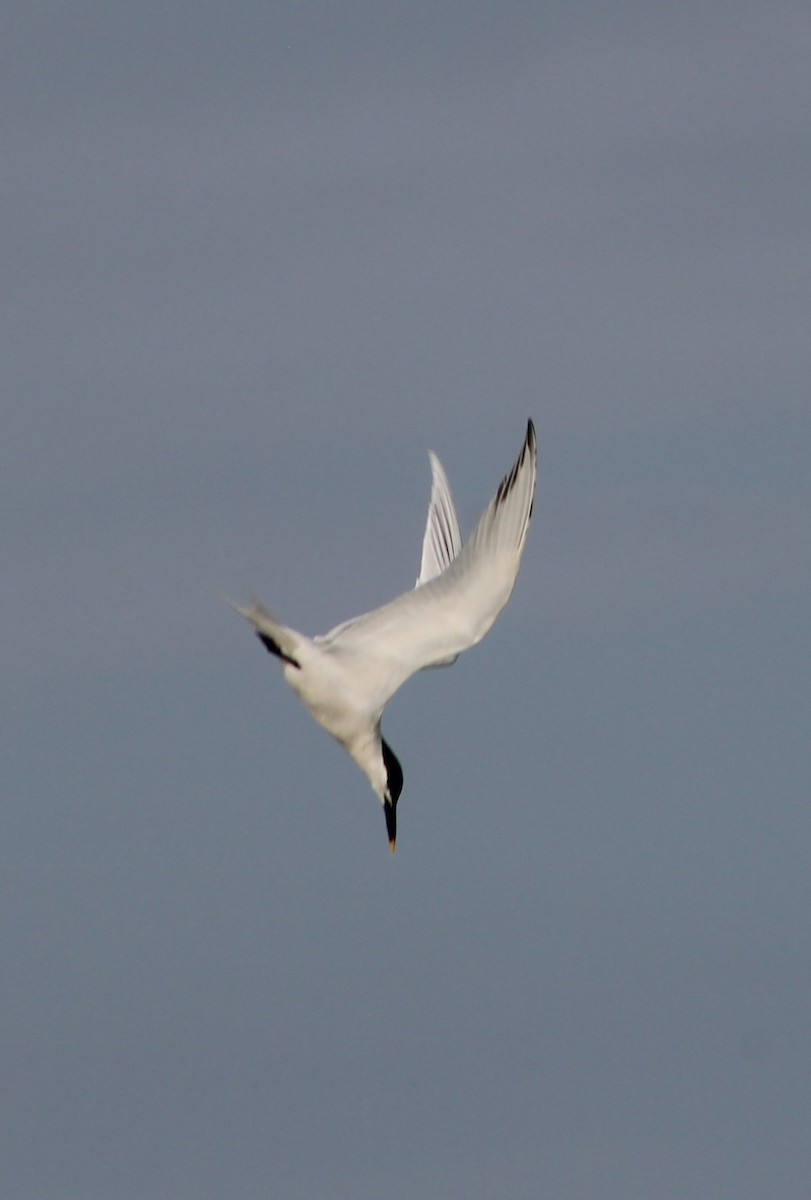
[232,419,537,850]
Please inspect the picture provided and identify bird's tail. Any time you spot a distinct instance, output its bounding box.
[227,599,304,668]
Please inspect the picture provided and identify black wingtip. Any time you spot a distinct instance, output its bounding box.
[255,631,300,669]
[495,420,536,506]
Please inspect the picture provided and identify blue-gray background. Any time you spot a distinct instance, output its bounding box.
[4,3,810,1197]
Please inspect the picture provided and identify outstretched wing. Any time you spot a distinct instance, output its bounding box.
[416,451,463,585]
[317,420,537,710]
[227,599,307,667]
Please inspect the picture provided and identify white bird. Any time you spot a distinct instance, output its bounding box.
[232,419,537,851]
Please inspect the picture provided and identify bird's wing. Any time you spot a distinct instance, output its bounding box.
[416,451,463,585]
[315,420,537,710]
[227,599,308,666]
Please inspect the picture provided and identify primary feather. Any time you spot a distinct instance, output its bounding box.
[416,451,463,586]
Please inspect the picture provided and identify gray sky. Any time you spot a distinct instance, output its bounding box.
[4,3,810,1197]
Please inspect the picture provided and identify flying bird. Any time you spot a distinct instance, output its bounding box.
[232,419,537,851]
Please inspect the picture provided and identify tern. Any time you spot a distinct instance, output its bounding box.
[232,419,537,851]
